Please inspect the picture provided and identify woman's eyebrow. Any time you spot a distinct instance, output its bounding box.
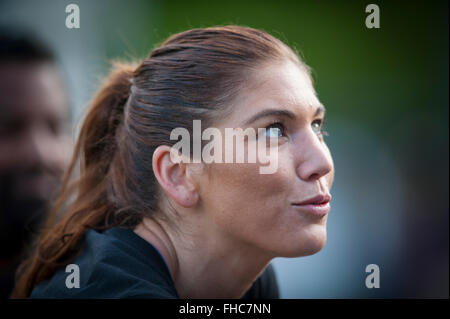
[243,105,326,125]
[314,104,326,117]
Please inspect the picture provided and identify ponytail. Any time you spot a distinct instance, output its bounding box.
[11,61,136,298]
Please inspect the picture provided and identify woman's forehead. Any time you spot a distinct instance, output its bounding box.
[227,61,321,122]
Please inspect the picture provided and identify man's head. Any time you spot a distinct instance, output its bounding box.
[0,30,71,256]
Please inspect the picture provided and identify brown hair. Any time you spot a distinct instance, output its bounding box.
[11,25,306,298]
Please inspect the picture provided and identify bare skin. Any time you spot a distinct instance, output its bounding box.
[0,62,71,202]
[134,59,335,298]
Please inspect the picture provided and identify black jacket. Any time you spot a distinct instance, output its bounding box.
[30,227,279,299]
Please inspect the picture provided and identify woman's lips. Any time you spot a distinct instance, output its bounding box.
[291,200,330,217]
[291,194,331,217]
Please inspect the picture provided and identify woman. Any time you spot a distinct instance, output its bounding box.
[12,25,334,298]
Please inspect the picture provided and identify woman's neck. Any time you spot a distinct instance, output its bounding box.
[134,216,272,298]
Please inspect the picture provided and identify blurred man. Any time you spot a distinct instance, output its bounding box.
[0,30,72,298]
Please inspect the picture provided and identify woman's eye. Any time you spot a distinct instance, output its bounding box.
[311,119,327,137]
[264,122,285,138]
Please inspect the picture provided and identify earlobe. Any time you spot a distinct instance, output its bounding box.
[152,145,199,208]
[180,191,199,207]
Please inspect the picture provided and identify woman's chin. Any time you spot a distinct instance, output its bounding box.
[277,227,327,258]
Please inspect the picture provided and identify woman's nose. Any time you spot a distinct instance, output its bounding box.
[295,130,333,182]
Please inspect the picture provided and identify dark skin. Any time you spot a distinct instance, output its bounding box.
[0,61,72,298]
[0,62,71,204]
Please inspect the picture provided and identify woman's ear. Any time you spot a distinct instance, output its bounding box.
[152,145,199,208]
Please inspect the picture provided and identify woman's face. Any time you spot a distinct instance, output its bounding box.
[196,59,334,258]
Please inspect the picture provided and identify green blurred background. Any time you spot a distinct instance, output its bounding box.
[1,0,448,298]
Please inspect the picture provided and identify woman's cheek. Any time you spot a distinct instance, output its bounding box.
[205,158,293,218]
